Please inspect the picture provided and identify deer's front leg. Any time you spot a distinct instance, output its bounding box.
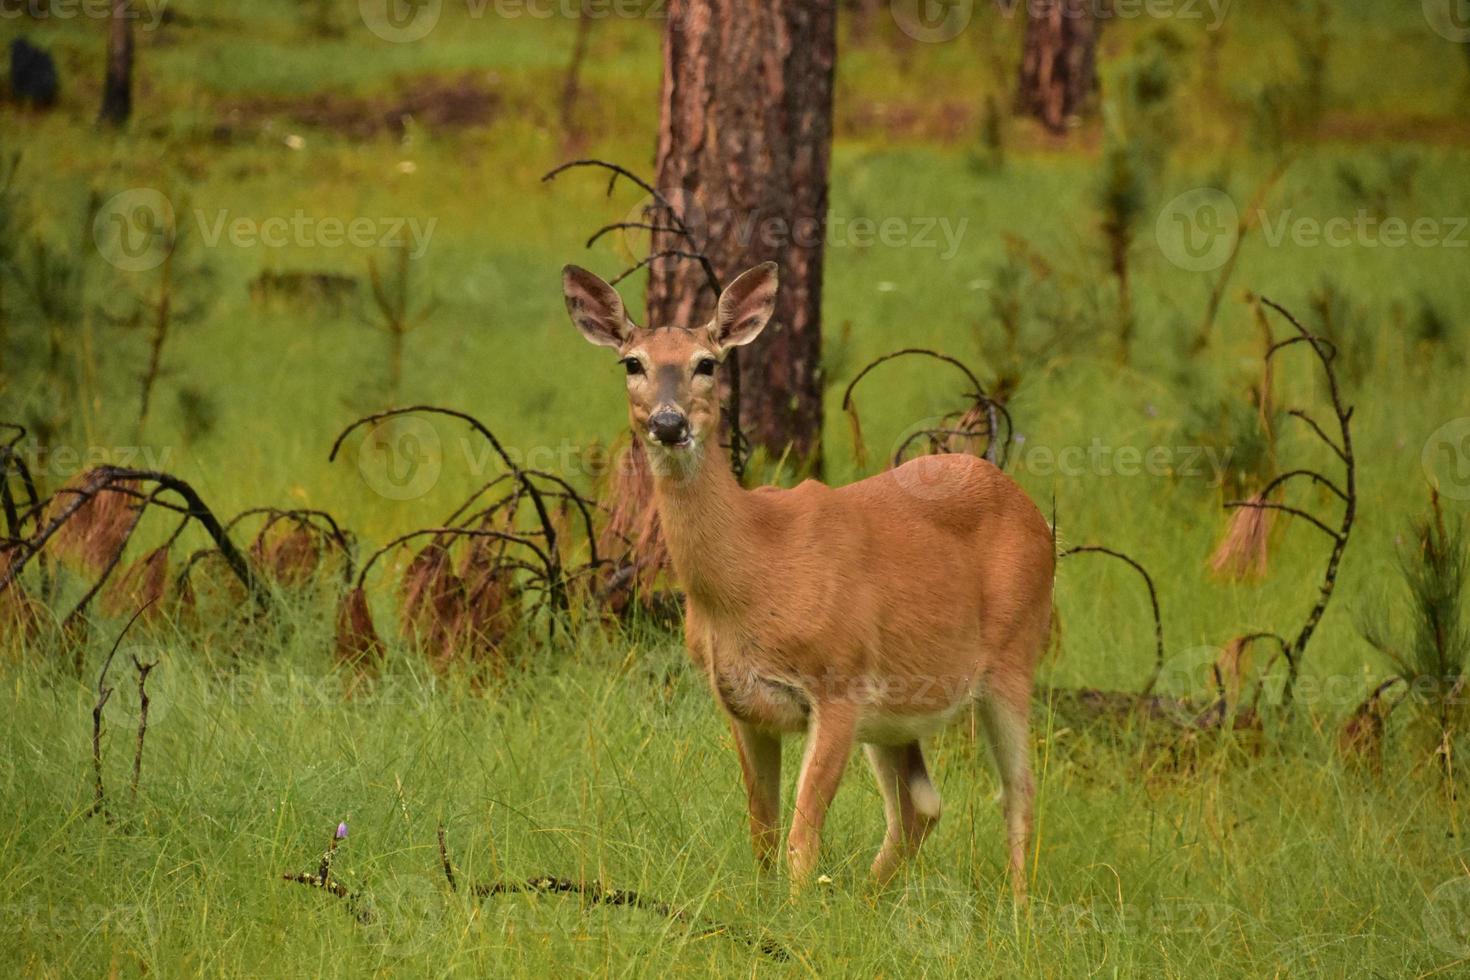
[730,718,782,869]
[787,702,857,889]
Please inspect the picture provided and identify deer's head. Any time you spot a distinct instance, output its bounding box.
[561,262,777,457]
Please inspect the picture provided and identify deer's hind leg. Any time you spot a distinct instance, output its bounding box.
[865,740,941,885]
[977,679,1033,901]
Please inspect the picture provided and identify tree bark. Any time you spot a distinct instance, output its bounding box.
[1017,0,1100,135]
[648,0,835,472]
[98,0,134,127]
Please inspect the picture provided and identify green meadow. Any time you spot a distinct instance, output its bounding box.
[3,1,1470,975]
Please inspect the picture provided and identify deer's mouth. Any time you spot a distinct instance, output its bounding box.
[648,431,695,451]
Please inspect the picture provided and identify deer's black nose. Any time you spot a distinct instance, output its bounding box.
[649,410,690,446]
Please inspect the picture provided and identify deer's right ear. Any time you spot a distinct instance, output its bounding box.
[562,265,631,349]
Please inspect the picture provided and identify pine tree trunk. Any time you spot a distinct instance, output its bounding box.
[1016,0,1100,135]
[98,0,134,127]
[647,0,835,473]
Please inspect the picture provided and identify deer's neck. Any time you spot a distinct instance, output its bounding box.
[649,443,757,610]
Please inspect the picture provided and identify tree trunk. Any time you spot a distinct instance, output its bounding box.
[647,0,835,473]
[1017,0,1100,135]
[98,0,134,127]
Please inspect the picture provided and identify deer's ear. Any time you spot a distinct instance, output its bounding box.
[713,262,778,350]
[562,265,632,349]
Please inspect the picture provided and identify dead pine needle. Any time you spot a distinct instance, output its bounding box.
[1209,491,1276,580]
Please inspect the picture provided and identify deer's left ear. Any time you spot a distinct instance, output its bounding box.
[712,262,778,350]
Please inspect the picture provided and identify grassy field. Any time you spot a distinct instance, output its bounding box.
[3,1,1470,975]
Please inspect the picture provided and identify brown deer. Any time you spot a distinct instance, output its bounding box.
[562,261,1055,895]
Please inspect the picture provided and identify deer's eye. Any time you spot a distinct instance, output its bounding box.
[622,357,645,377]
[694,357,718,377]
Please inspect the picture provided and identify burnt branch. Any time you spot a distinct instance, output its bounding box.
[1286,409,1348,462]
[330,406,566,610]
[608,250,708,287]
[541,159,721,297]
[282,825,371,923]
[436,823,457,892]
[1250,296,1358,707]
[356,527,554,590]
[1255,468,1349,504]
[88,601,153,819]
[1223,499,1344,542]
[129,653,157,798]
[1,466,261,602]
[585,222,682,249]
[841,348,1012,468]
[228,506,356,584]
[1060,545,1165,695]
[1,423,41,539]
[438,823,789,961]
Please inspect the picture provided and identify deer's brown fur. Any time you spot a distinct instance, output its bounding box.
[562,262,1055,894]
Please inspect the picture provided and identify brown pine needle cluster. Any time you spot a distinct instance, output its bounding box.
[334,586,384,672]
[1209,492,1275,580]
[103,546,169,619]
[51,478,141,572]
[251,524,322,588]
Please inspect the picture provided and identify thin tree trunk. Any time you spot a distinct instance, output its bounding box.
[648,0,835,473]
[1016,0,1100,135]
[559,7,592,147]
[99,0,135,127]
[137,245,172,437]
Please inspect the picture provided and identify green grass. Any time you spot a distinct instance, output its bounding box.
[1,618,1465,975]
[4,1,1470,975]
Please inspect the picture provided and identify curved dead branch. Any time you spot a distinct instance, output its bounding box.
[227,506,356,584]
[355,527,554,591]
[329,406,566,611]
[1235,295,1357,707]
[1,466,261,604]
[1060,544,1165,695]
[841,348,1013,468]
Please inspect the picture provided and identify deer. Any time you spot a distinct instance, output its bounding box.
[561,261,1055,896]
